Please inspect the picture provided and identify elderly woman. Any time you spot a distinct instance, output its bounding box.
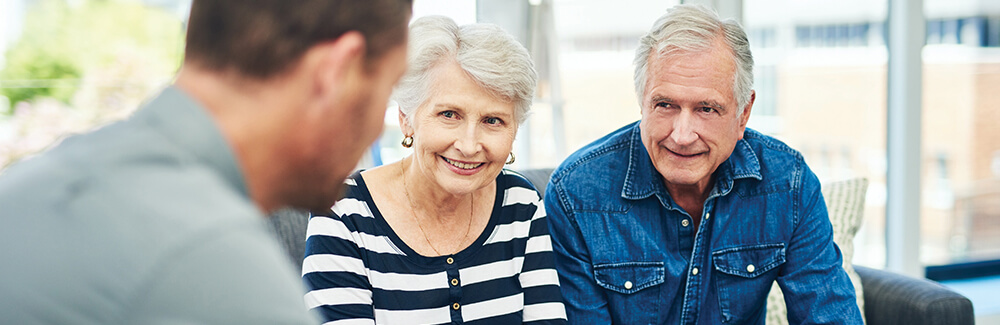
[302,16,567,324]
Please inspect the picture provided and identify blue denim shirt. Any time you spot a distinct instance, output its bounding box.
[544,122,863,324]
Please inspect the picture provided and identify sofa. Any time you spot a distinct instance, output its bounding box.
[268,168,975,325]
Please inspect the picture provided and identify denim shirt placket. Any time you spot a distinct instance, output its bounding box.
[678,172,736,324]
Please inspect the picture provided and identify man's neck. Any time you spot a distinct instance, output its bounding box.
[665,180,712,229]
[174,65,301,214]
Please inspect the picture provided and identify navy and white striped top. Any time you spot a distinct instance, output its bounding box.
[302,170,567,325]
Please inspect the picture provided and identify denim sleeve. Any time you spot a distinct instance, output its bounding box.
[777,168,864,325]
[544,182,612,324]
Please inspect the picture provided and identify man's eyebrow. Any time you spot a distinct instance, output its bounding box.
[649,96,674,103]
[699,101,725,111]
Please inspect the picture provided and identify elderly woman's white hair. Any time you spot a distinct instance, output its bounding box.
[392,16,537,126]
[633,4,754,113]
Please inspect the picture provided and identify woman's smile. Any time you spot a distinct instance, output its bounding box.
[442,156,485,170]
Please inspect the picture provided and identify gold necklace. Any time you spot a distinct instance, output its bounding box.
[400,161,474,256]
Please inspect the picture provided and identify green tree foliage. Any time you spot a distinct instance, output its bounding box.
[0,0,184,114]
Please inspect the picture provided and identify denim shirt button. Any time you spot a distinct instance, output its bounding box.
[624,281,633,289]
[705,213,711,219]
[747,264,755,273]
[692,267,699,275]
[681,219,690,227]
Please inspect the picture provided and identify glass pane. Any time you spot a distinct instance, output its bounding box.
[530,0,681,167]
[744,0,889,268]
[923,1,1000,265]
[0,0,187,170]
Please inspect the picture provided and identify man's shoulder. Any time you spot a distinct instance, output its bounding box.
[742,128,803,160]
[0,111,263,257]
[550,122,637,186]
[737,128,813,187]
[2,115,251,217]
[0,121,274,324]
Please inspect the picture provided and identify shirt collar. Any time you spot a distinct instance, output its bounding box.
[622,123,762,201]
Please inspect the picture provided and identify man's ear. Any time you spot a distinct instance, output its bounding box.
[739,90,755,128]
[311,31,367,101]
[735,90,755,140]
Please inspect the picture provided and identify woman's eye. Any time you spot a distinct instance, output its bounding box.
[485,117,502,125]
[440,111,456,119]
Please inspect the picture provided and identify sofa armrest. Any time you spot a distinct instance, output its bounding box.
[855,265,974,325]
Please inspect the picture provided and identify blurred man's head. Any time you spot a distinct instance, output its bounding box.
[179,0,412,212]
[184,0,412,79]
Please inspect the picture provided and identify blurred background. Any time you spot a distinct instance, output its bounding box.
[1,0,998,321]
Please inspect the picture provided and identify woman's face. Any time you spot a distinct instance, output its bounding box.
[402,61,518,196]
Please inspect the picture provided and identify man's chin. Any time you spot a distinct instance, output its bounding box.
[659,171,708,187]
[292,183,347,213]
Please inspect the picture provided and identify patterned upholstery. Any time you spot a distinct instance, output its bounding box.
[765,178,868,324]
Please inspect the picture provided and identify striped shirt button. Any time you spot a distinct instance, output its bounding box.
[451,278,459,286]
[452,303,460,310]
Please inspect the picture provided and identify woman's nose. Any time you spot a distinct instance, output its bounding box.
[453,123,483,156]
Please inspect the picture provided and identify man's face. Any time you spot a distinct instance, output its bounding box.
[639,38,752,195]
[302,42,408,211]
[348,45,410,165]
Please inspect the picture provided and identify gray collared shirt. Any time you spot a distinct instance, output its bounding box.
[0,86,319,324]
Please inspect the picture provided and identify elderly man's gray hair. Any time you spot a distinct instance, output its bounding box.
[633,4,754,113]
[392,16,537,126]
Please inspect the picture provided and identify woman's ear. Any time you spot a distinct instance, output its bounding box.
[398,108,414,136]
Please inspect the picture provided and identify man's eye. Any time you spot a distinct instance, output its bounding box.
[655,102,670,108]
[699,107,716,113]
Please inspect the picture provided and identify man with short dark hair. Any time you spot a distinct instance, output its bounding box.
[545,4,863,324]
[0,1,412,324]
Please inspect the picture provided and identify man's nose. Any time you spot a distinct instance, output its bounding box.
[670,110,698,146]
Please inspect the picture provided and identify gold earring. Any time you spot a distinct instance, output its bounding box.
[401,136,413,148]
[506,152,515,165]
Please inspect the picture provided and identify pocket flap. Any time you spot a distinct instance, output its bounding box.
[711,243,786,278]
[593,261,664,294]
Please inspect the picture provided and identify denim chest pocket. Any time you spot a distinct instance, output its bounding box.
[593,262,663,324]
[711,243,786,323]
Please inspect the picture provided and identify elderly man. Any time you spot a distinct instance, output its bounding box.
[545,4,863,324]
[0,1,410,324]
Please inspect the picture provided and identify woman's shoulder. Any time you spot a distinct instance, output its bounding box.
[499,169,539,193]
[317,171,377,225]
[494,170,543,223]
